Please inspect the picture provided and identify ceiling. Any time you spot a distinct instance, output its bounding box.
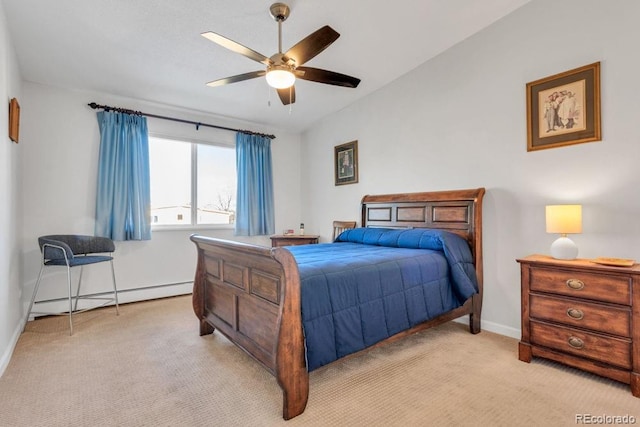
[2,0,531,132]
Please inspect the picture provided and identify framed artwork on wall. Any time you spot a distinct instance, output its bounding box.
[9,98,20,143]
[334,140,358,186]
[526,62,601,151]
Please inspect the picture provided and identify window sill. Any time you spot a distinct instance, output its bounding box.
[151,224,235,232]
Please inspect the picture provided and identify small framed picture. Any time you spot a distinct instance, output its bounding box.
[334,140,358,186]
[9,98,20,143]
[526,62,601,151]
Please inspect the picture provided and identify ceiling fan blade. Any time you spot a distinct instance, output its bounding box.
[296,67,361,88]
[284,25,340,66]
[201,31,272,65]
[276,86,296,105]
[206,70,266,87]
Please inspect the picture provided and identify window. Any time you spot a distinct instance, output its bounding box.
[149,136,236,227]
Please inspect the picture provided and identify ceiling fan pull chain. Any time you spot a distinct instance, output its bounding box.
[289,87,292,114]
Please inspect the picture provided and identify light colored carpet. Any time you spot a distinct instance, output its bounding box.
[1,295,638,427]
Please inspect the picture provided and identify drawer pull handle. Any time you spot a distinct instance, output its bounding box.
[568,336,585,349]
[566,308,584,320]
[566,279,585,290]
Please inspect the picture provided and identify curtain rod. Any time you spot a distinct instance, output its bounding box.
[87,102,276,139]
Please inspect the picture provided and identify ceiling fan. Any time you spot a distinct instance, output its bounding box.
[201,2,361,105]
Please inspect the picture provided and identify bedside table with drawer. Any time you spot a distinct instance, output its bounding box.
[270,235,319,247]
[517,254,640,398]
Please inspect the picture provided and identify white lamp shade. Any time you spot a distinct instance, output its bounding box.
[545,205,582,234]
[266,69,295,89]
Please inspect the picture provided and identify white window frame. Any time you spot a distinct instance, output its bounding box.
[150,134,236,231]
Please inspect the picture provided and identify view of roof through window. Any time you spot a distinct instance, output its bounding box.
[149,136,236,226]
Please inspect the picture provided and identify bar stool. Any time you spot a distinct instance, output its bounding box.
[26,235,119,335]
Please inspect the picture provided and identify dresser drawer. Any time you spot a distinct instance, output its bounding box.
[530,321,632,370]
[529,294,631,337]
[529,267,631,305]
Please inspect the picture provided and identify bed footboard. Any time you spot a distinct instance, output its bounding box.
[190,235,309,420]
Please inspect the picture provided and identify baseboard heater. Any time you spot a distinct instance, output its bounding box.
[32,281,193,306]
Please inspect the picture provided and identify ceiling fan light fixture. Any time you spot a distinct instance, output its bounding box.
[266,67,295,89]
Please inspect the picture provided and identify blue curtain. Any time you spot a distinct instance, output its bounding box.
[235,133,275,236]
[95,111,151,241]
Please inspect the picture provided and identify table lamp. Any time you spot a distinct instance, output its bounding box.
[546,205,582,260]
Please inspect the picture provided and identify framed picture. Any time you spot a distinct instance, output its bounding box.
[526,62,601,151]
[334,140,358,186]
[9,98,20,143]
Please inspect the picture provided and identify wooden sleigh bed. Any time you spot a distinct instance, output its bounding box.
[190,188,485,420]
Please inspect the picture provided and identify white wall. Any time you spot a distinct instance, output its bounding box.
[300,0,640,338]
[0,3,23,374]
[19,83,302,314]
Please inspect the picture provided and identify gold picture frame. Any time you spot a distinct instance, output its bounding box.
[526,62,601,151]
[334,140,358,186]
[9,98,20,143]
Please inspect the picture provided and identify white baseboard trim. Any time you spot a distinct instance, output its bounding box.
[0,321,26,378]
[453,315,521,340]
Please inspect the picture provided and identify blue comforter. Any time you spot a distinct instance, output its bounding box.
[285,228,479,371]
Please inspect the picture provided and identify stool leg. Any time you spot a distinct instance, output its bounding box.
[67,265,74,335]
[110,259,119,315]
[24,264,45,332]
[73,266,84,312]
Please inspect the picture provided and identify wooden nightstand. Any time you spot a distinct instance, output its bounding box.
[270,235,319,247]
[517,254,640,398]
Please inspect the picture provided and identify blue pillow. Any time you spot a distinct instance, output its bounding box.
[335,227,478,300]
[338,227,447,250]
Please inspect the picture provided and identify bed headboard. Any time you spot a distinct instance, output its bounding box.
[361,188,485,288]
